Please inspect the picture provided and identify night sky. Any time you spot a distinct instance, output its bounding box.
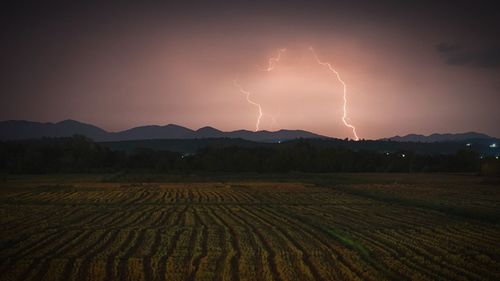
[1,1,499,139]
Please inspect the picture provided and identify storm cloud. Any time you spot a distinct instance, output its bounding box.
[437,43,500,68]
[1,1,500,138]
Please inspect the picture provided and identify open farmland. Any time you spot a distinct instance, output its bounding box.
[0,174,499,280]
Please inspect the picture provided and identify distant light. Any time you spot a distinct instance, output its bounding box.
[490,143,497,148]
[480,155,484,159]
[278,140,281,144]
[386,152,390,156]
[466,143,471,147]
[402,154,406,158]
[496,156,499,160]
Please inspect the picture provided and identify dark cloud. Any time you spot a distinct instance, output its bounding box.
[436,43,463,53]
[437,43,500,68]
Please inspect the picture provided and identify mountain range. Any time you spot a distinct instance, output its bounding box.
[0,119,497,143]
[0,120,326,142]
[384,132,494,143]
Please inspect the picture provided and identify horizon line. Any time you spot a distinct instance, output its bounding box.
[0,118,498,140]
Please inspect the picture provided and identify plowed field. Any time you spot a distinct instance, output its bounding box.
[1,174,499,280]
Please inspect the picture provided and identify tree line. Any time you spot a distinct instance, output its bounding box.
[0,135,491,174]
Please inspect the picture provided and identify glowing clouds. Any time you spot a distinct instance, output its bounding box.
[235,47,360,140]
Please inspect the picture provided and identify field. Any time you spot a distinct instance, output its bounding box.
[0,174,499,280]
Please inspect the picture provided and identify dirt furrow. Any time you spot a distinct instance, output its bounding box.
[221,205,281,281]
[105,230,136,281]
[187,208,209,281]
[208,207,241,281]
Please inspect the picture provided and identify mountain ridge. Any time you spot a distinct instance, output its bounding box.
[0,119,328,142]
[1,119,498,143]
[384,132,494,142]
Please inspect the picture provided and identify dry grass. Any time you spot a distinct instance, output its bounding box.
[0,174,499,280]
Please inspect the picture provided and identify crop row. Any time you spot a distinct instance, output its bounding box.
[0,180,499,280]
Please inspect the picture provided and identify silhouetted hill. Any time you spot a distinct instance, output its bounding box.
[0,120,327,142]
[385,132,493,142]
[2,120,497,147]
[225,129,325,142]
[99,136,499,155]
[114,124,194,141]
[0,119,109,140]
[189,126,225,138]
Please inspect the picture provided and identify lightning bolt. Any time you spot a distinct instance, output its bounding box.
[309,46,359,140]
[235,49,285,132]
[262,48,287,72]
[233,78,263,131]
[259,49,285,130]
